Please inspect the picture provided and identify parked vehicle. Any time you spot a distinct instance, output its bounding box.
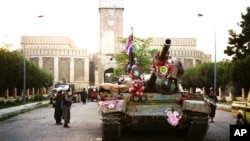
[231,90,250,125]
[49,82,81,106]
[88,88,98,102]
[48,88,58,107]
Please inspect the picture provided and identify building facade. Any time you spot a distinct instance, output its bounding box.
[97,0,125,84]
[21,36,89,89]
[20,0,212,88]
[99,0,124,55]
[96,0,211,85]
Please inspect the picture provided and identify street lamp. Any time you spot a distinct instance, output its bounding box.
[23,15,44,102]
[214,32,217,96]
[198,13,217,96]
[23,37,26,102]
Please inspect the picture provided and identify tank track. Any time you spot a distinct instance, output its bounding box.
[101,112,122,141]
[184,111,209,141]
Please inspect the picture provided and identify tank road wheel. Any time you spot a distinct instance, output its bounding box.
[140,95,147,102]
[185,111,209,141]
[132,95,140,102]
[102,113,122,141]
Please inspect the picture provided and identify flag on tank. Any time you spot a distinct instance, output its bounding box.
[125,33,139,55]
[125,33,133,55]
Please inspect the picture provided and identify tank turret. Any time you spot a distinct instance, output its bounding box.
[145,39,173,92]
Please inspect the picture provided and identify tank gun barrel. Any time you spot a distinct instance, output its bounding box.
[145,39,171,91]
[158,39,171,61]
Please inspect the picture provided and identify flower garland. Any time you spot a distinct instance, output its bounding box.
[102,100,119,109]
[150,51,172,78]
[127,65,144,96]
[129,78,144,96]
[164,108,182,126]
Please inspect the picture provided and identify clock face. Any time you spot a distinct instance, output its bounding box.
[107,19,116,26]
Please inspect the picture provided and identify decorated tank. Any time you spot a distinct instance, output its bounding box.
[97,37,210,141]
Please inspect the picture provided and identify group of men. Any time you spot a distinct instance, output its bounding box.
[54,87,72,128]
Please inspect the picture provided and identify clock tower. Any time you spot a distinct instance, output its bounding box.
[99,0,124,55]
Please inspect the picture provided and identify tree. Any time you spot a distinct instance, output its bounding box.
[216,61,232,90]
[182,63,214,91]
[224,7,250,61]
[0,49,53,95]
[115,36,157,76]
[181,67,196,89]
[0,36,12,51]
[181,61,232,94]
[231,56,250,95]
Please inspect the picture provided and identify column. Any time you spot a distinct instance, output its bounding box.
[85,57,89,82]
[38,56,43,68]
[70,57,74,83]
[14,88,17,98]
[6,89,9,99]
[192,58,196,66]
[54,57,59,82]
[242,88,245,100]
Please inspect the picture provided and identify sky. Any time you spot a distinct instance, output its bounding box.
[0,0,249,61]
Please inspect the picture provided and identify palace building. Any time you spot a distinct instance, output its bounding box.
[96,0,211,84]
[21,0,211,88]
[21,36,89,89]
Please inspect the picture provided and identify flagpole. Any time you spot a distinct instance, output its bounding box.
[113,5,116,59]
[129,27,134,66]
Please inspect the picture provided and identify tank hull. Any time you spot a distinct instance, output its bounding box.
[98,92,210,141]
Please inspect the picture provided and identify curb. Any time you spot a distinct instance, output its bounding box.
[0,101,50,121]
[216,104,231,112]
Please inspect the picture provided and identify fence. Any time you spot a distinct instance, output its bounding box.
[1,86,248,102]
[0,87,47,102]
[193,87,248,102]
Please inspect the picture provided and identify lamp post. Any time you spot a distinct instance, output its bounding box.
[23,37,26,102]
[198,13,217,96]
[23,15,44,102]
[214,32,217,96]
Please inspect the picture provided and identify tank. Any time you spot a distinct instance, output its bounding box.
[97,39,210,141]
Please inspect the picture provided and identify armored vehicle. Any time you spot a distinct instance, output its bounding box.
[98,39,210,141]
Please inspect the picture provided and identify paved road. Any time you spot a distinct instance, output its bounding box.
[0,102,235,141]
[0,102,102,141]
